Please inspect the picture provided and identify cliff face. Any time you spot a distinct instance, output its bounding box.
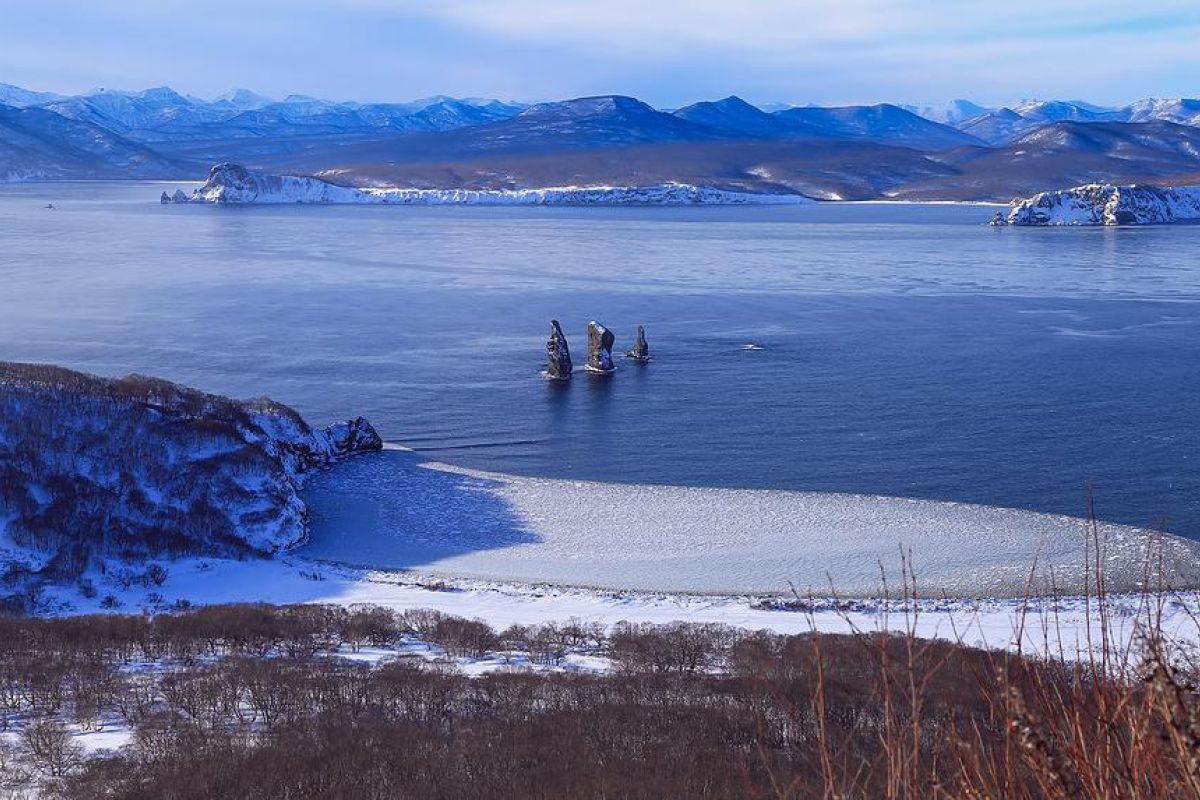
[0,362,380,579]
[996,183,1200,226]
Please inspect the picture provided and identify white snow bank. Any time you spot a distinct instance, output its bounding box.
[994,183,1200,226]
[174,163,812,206]
[297,451,1200,597]
[39,556,1200,664]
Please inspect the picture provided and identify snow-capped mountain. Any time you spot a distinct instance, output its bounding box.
[1120,98,1200,126]
[0,103,185,180]
[956,108,1038,145]
[0,82,64,108]
[213,88,275,111]
[994,182,1200,226]
[902,99,991,125]
[5,81,1200,199]
[41,86,226,134]
[1011,99,1119,123]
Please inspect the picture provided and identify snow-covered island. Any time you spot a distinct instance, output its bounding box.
[165,162,813,206]
[992,182,1200,226]
[0,362,380,605]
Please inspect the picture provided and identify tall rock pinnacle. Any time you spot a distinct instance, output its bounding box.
[546,320,573,380]
[587,321,616,373]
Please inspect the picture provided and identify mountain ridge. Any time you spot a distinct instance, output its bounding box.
[4,82,1200,200]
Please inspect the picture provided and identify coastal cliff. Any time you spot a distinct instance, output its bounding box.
[171,163,812,206]
[0,362,381,582]
[994,183,1200,226]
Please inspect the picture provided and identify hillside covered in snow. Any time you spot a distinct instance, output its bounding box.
[993,183,1200,226]
[0,362,381,593]
[173,162,813,205]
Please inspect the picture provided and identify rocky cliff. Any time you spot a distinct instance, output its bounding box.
[994,183,1200,226]
[0,362,381,581]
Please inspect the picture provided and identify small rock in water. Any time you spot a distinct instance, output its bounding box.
[322,416,384,456]
[625,325,650,362]
[173,189,189,204]
[546,320,573,380]
[160,191,170,204]
[587,321,616,373]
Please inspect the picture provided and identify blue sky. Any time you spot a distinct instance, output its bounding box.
[2,0,1198,106]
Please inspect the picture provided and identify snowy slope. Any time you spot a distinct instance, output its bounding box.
[0,362,381,584]
[177,162,812,205]
[995,183,1200,226]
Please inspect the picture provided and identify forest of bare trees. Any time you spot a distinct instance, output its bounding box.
[0,601,1196,798]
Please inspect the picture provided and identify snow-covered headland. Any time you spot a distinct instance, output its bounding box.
[166,162,813,206]
[0,361,381,605]
[992,182,1200,225]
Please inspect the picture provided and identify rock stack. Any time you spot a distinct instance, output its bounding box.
[625,325,650,363]
[587,321,616,373]
[546,320,573,380]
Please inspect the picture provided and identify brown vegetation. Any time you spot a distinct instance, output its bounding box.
[0,599,1193,798]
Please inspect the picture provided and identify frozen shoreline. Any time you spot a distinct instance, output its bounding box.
[294,450,1200,598]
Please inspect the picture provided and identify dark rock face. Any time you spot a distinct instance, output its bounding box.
[587,321,616,373]
[160,191,170,204]
[546,320,573,379]
[322,416,384,456]
[625,325,650,362]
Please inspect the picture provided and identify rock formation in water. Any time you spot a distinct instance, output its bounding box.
[587,321,616,373]
[546,320,573,379]
[625,325,650,362]
[993,183,1200,226]
[160,191,170,204]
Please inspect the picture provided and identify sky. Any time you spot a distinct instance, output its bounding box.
[1,0,1198,107]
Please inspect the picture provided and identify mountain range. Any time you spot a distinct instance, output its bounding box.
[4,83,1200,200]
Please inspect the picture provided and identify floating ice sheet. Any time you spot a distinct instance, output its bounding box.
[301,450,1200,596]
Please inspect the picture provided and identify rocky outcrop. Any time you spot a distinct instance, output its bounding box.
[320,416,385,456]
[546,320,573,380]
[160,191,170,204]
[625,325,650,362]
[0,362,382,580]
[587,322,616,373]
[993,183,1200,226]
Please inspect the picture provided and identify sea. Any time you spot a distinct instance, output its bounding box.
[2,182,1198,539]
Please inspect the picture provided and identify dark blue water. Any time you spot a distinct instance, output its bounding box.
[2,183,1198,534]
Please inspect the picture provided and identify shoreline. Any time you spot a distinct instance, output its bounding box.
[297,450,1200,598]
[36,554,1200,660]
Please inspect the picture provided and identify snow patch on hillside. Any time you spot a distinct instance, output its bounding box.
[994,183,1200,226]
[173,163,812,206]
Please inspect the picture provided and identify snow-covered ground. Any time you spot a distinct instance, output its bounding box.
[297,449,1200,597]
[34,555,1200,663]
[995,183,1200,225]
[170,162,813,206]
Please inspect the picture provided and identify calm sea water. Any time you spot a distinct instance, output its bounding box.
[2,182,1198,535]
